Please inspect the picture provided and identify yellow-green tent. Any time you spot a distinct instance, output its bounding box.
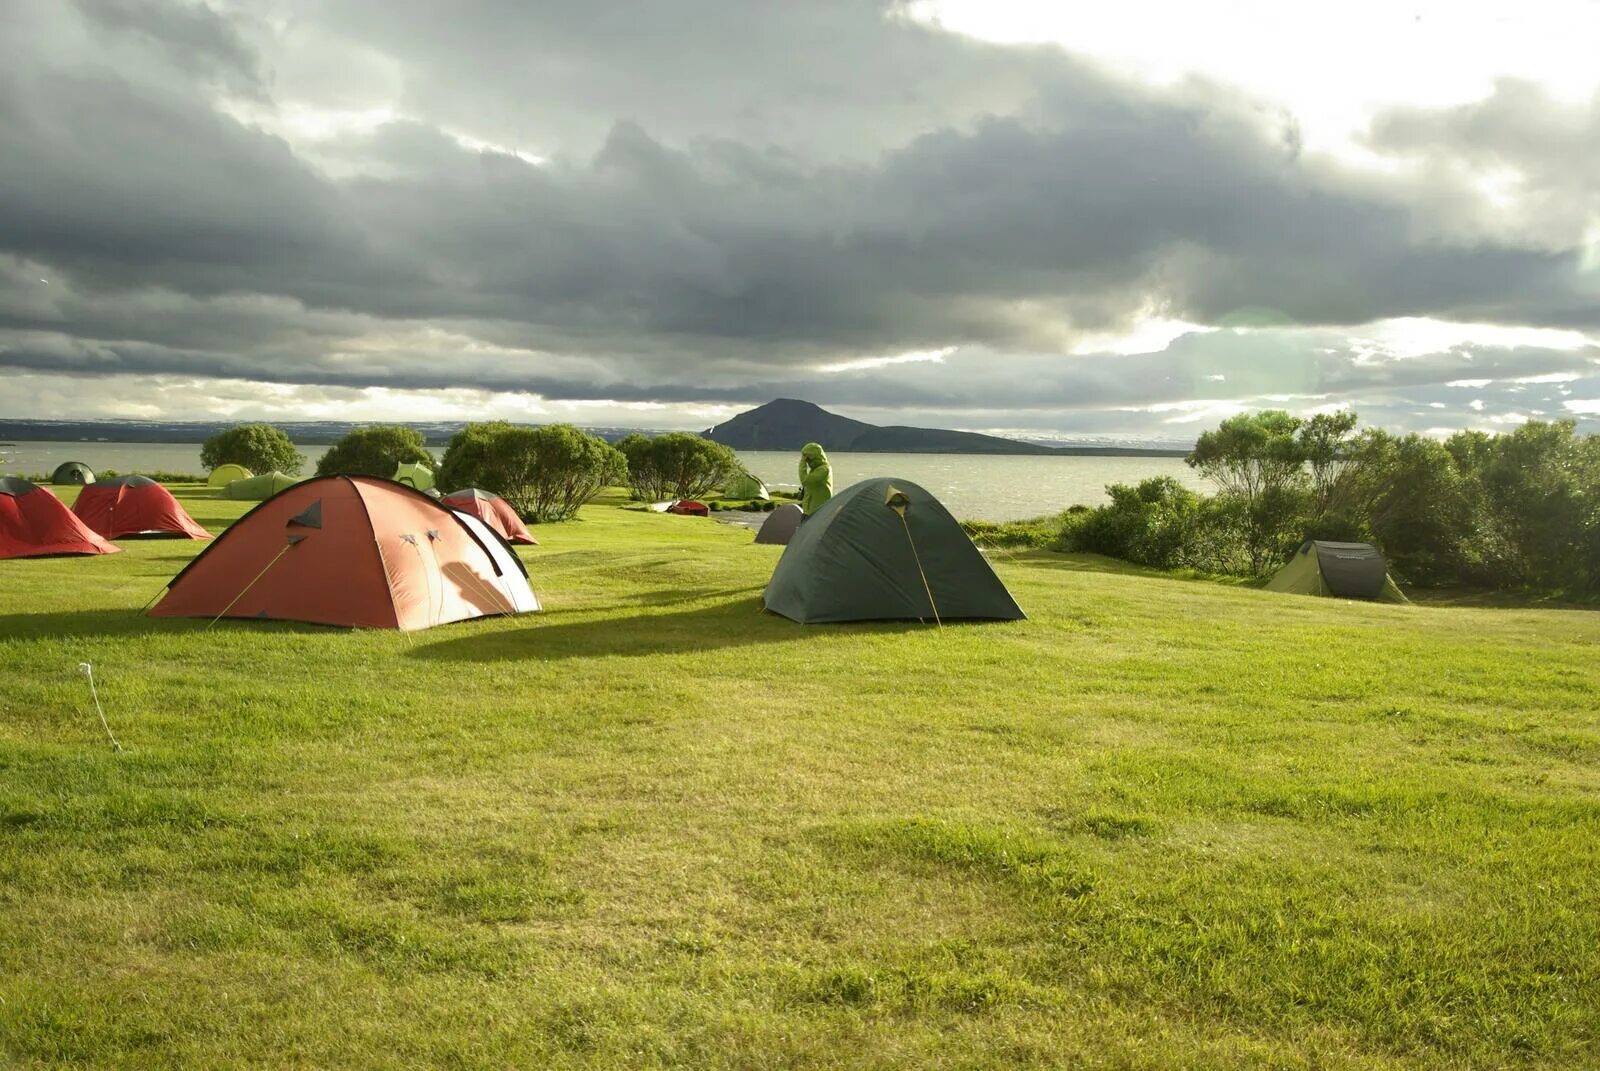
[207,463,252,487]
[725,471,770,500]
[1265,541,1408,602]
[224,472,305,500]
[392,461,435,492]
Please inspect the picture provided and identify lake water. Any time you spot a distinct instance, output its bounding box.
[0,441,1204,522]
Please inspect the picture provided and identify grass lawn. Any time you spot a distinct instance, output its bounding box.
[2,484,1598,1068]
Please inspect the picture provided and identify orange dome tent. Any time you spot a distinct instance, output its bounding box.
[72,476,211,540]
[439,488,538,545]
[0,477,119,559]
[149,475,538,630]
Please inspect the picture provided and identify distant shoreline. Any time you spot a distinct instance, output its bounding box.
[0,421,1192,457]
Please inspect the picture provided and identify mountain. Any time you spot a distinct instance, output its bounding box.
[704,399,1187,456]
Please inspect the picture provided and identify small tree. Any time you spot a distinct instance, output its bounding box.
[615,434,659,499]
[315,425,434,478]
[438,422,624,522]
[617,432,739,501]
[1296,409,1359,520]
[436,421,515,494]
[200,423,303,475]
[1187,410,1310,574]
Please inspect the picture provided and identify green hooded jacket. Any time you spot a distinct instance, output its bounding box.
[798,443,833,514]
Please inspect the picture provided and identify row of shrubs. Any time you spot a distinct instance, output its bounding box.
[965,411,1600,597]
[200,422,766,524]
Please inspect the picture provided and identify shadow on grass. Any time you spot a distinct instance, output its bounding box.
[0,608,341,641]
[406,597,922,663]
[993,549,1259,587]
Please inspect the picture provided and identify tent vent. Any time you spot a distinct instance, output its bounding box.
[288,501,322,529]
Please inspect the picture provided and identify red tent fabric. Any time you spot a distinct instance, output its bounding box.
[0,477,119,559]
[150,475,539,630]
[72,476,210,540]
[668,500,709,517]
[439,488,538,545]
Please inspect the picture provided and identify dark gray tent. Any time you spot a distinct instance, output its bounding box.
[754,503,804,545]
[51,461,95,485]
[1265,540,1408,602]
[763,477,1024,623]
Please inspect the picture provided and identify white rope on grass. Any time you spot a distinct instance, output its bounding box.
[78,662,123,753]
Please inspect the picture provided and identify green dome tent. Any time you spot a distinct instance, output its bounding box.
[224,471,305,500]
[1265,541,1408,603]
[50,461,95,485]
[392,461,435,492]
[725,471,770,501]
[763,477,1024,624]
[207,463,253,487]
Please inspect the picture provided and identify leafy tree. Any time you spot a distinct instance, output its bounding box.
[437,422,624,522]
[617,432,740,501]
[1326,429,1474,585]
[200,423,304,475]
[436,421,516,494]
[314,425,433,478]
[1187,410,1309,574]
[1296,409,1360,519]
[1464,420,1595,589]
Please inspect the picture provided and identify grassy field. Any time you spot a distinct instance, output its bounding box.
[2,484,1598,1068]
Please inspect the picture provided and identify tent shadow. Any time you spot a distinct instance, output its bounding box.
[406,597,926,663]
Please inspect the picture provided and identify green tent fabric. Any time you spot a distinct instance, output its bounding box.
[1265,540,1408,603]
[764,477,1024,624]
[392,461,435,491]
[207,463,253,487]
[725,471,770,500]
[798,443,832,514]
[50,461,95,485]
[223,471,306,500]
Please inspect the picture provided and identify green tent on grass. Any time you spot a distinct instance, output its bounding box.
[50,461,95,485]
[224,471,306,500]
[763,477,1024,624]
[392,461,435,491]
[207,463,253,487]
[1265,540,1408,603]
[724,470,770,501]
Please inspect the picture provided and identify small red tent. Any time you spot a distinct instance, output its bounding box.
[72,476,210,540]
[149,475,538,630]
[439,488,538,545]
[0,477,119,559]
[668,500,709,517]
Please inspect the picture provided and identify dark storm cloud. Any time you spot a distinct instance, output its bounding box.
[0,0,1596,423]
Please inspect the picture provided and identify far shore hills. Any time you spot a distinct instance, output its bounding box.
[0,399,1190,458]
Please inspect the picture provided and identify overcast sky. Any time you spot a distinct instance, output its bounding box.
[2,0,1597,441]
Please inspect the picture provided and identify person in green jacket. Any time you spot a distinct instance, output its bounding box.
[798,442,833,514]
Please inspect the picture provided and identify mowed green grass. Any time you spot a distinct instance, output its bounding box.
[2,484,1598,1069]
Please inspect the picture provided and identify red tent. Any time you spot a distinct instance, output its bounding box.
[668,500,709,517]
[149,475,539,630]
[0,477,119,559]
[439,488,538,545]
[72,476,211,540]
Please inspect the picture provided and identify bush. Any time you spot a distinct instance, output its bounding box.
[200,423,304,475]
[1067,478,1206,569]
[962,511,1079,550]
[616,433,740,501]
[437,422,624,522]
[315,426,433,478]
